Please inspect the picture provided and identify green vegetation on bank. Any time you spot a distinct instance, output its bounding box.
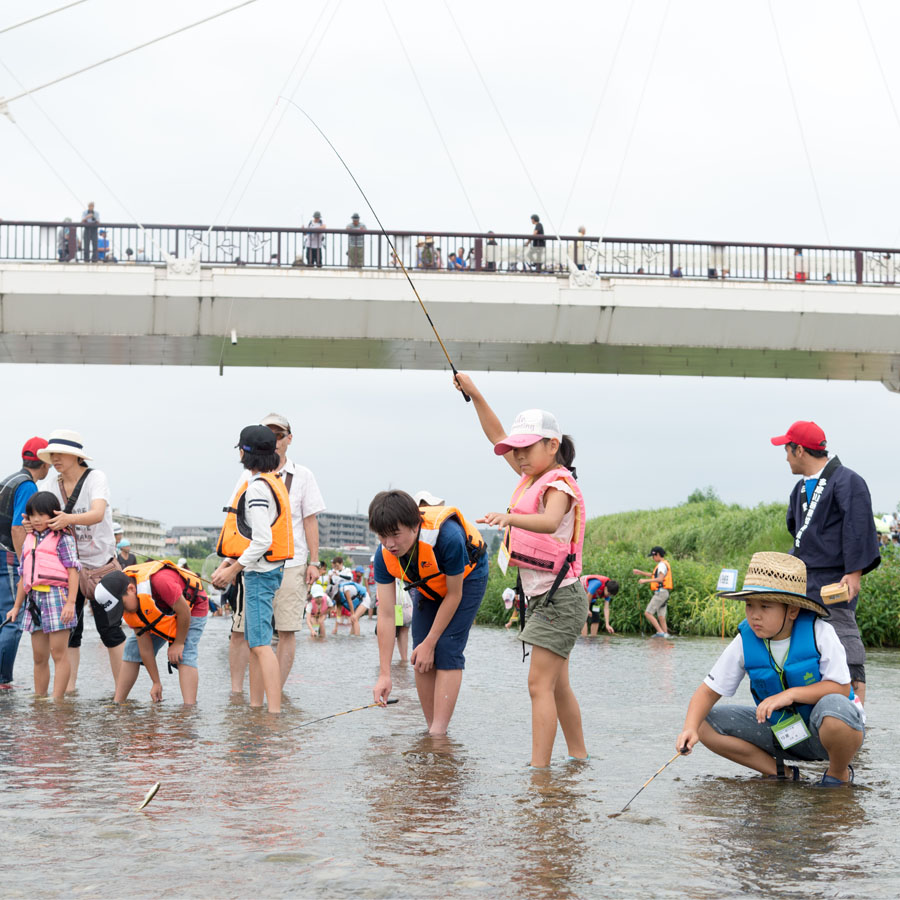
[475,498,900,647]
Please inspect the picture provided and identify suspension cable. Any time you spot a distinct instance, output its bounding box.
[0,0,90,37]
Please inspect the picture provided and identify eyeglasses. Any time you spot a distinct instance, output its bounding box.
[266,427,290,439]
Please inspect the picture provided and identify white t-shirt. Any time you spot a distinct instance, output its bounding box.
[520,479,578,599]
[704,618,851,698]
[278,457,326,568]
[48,469,115,568]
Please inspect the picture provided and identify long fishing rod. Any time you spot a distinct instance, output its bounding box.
[279,96,470,402]
[607,748,687,818]
[293,698,398,731]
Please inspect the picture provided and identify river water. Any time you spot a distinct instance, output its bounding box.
[1,617,898,899]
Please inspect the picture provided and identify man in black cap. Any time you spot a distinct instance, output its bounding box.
[347,213,366,268]
[634,546,673,638]
[0,437,50,686]
[771,420,880,703]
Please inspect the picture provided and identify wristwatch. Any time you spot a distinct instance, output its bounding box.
[309,561,323,568]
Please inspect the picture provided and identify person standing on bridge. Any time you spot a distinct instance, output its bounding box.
[305,211,326,267]
[525,214,545,273]
[81,202,100,263]
[771,421,880,705]
[0,437,50,687]
[347,213,366,268]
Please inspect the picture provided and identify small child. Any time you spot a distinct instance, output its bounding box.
[5,492,80,699]
[306,584,329,638]
[676,552,864,786]
[456,373,589,768]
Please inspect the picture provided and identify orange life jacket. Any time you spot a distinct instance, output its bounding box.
[122,560,207,642]
[651,559,673,591]
[380,506,485,603]
[216,472,293,562]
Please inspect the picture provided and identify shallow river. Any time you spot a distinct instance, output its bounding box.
[1,617,899,899]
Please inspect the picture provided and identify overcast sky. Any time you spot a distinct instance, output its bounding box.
[2,0,900,528]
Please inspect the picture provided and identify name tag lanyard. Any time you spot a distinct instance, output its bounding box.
[793,457,840,550]
[764,631,812,750]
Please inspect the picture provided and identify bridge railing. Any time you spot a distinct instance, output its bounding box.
[1,220,898,285]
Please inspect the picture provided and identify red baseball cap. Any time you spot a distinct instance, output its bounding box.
[770,421,827,451]
[21,437,48,461]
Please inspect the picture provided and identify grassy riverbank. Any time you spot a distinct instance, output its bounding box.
[475,499,900,647]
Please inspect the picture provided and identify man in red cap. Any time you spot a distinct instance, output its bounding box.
[771,421,879,703]
[0,438,50,685]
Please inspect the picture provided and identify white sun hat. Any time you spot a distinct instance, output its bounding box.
[37,429,93,463]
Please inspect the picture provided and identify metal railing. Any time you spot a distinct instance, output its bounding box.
[1,220,898,285]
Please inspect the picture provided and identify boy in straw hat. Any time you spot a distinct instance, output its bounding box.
[676,552,864,786]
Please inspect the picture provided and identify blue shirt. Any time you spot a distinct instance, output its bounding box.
[374,519,487,584]
[586,578,607,600]
[12,479,37,535]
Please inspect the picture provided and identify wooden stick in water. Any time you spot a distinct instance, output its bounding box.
[608,749,687,818]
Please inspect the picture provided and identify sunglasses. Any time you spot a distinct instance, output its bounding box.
[266,428,290,439]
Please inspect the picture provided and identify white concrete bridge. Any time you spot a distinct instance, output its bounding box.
[2,261,899,391]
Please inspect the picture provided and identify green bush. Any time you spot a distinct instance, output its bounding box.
[475,500,900,646]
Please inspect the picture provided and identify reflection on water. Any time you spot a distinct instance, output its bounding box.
[0,619,898,898]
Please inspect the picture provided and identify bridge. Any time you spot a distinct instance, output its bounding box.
[2,220,900,391]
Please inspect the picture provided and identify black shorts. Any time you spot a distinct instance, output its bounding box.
[849,664,866,684]
[68,590,126,649]
[586,608,601,625]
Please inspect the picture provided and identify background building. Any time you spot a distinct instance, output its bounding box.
[113,510,165,558]
[318,512,376,551]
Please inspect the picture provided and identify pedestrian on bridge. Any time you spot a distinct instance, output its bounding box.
[347,213,366,268]
[305,211,326,267]
[81,202,100,263]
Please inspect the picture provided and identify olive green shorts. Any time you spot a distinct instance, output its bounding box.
[519,580,589,659]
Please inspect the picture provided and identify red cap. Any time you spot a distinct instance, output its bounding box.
[770,421,827,451]
[21,437,48,461]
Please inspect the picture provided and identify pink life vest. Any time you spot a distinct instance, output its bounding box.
[505,467,585,580]
[21,531,70,591]
[580,574,609,598]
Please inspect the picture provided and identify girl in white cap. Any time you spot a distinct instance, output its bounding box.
[455,374,589,768]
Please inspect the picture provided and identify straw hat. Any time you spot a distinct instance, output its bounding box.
[37,429,93,463]
[719,551,829,618]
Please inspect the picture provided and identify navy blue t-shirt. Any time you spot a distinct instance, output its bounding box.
[374,519,487,584]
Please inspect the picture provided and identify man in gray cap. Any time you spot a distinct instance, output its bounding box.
[305,211,326,267]
[228,413,326,692]
[347,213,366,268]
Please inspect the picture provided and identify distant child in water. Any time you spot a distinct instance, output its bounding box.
[455,374,589,768]
[676,552,864,786]
[5,491,80,699]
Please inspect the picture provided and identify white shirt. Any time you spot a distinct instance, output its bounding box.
[278,457,326,568]
[704,617,851,698]
[236,473,282,573]
[48,469,115,568]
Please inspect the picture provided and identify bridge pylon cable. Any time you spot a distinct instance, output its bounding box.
[0,0,90,37]
[0,0,258,108]
[766,0,831,245]
[381,0,483,232]
[280,96,471,402]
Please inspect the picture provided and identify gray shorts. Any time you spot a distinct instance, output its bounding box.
[828,606,866,679]
[520,580,588,659]
[646,589,669,617]
[706,694,865,762]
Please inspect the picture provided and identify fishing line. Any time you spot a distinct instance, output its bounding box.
[279,97,471,401]
[292,698,398,730]
[766,0,831,245]
[381,0,483,232]
[441,0,558,240]
[0,0,258,108]
[213,0,342,230]
[0,0,90,36]
[557,0,637,235]
[598,0,672,244]
[607,748,687,818]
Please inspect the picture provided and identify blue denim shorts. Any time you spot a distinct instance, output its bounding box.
[123,614,207,668]
[243,567,283,649]
[411,572,487,670]
[706,693,865,762]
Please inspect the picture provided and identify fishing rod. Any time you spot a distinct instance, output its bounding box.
[292,697,398,731]
[607,748,688,818]
[279,96,470,402]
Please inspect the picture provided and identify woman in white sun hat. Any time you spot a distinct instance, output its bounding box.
[39,429,124,691]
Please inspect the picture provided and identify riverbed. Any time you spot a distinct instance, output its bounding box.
[1,617,898,899]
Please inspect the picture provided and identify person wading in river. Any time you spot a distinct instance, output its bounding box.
[677,552,864,787]
[771,421,880,704]
[369,490,488,735]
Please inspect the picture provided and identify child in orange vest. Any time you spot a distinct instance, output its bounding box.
[4,492,80,699]
[455,374,589,768]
